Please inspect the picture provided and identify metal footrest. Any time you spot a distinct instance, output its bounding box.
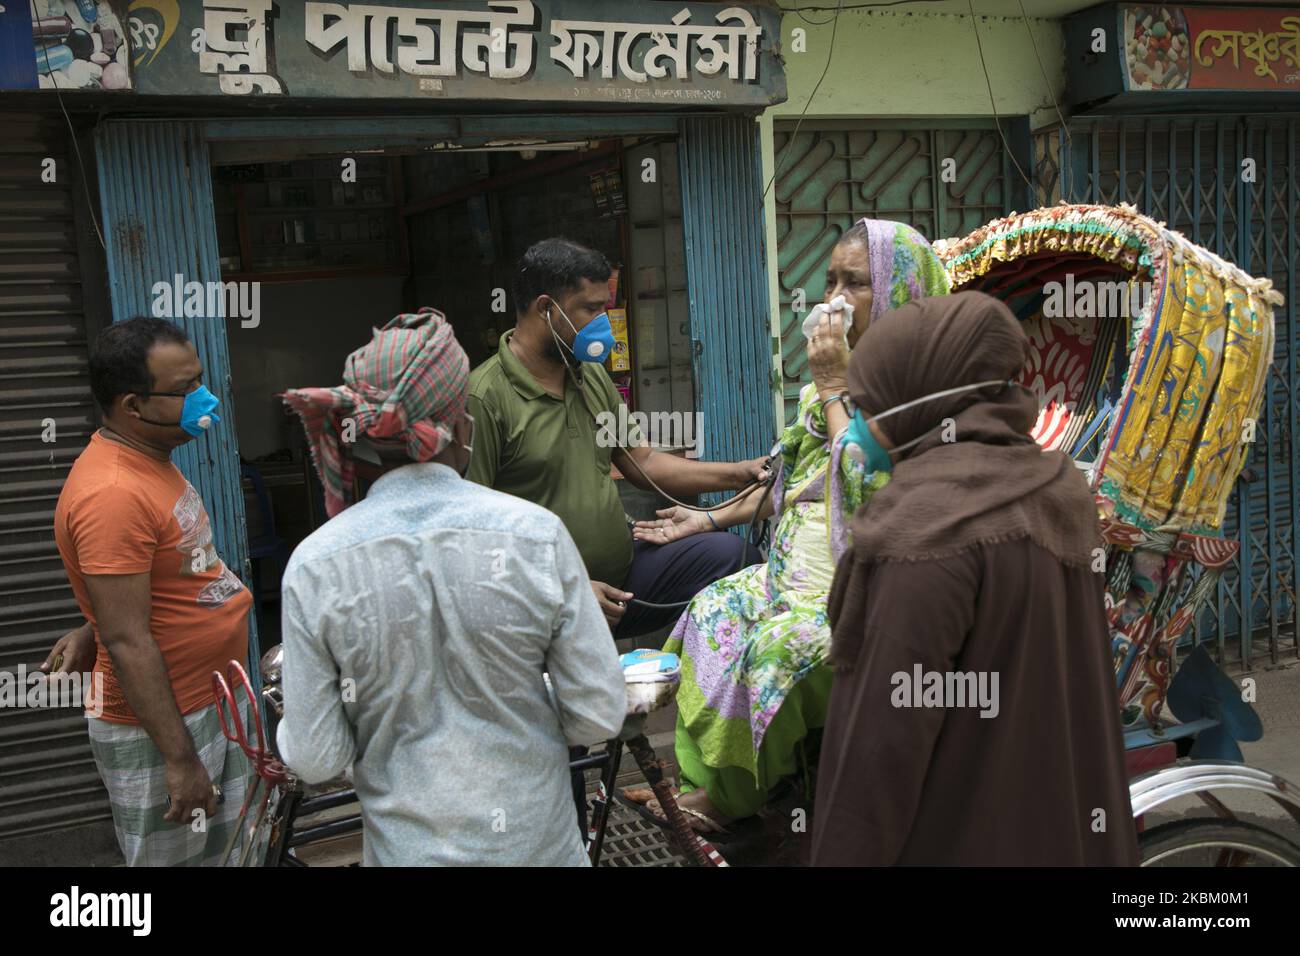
[588,795,688,867]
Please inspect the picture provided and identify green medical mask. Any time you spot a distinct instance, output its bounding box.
[843,379,1011,472]
[845,410,894,473]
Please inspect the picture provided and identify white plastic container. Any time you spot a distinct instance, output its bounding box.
[619,649,681,716]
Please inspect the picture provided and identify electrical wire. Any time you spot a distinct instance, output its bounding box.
[762,0,844,204]
[31,0,107,252]
[1016,0,1072,151]
[565,355,776,514]
[615,448,771,513]
[787,10,836,26]
[966,0,1034,193]
[626,475,776,611]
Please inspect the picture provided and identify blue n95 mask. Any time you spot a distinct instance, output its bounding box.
[178,386,222,436]
[842,379,1010,472]
[548,302,616,363]
[137,384,222,437]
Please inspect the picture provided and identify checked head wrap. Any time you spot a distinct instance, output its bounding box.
[282,307,469,517]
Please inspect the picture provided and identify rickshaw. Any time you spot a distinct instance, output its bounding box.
[933,202,1300,866]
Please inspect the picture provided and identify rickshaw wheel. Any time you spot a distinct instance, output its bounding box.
[1139,818,1300,867]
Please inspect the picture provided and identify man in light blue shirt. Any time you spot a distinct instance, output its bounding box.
[277,310,625,866]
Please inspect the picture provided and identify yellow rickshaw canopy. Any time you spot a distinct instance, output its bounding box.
[934,202,1282,537]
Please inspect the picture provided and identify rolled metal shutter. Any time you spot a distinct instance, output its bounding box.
[0,114,111,844]
[679,114,775,475]
[94,121,257,674]
[1039,116,1299,669]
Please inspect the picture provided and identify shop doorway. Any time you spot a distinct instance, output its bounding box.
[208,137,697,640]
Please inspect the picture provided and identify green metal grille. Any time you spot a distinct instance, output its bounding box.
[773,122,1009,423]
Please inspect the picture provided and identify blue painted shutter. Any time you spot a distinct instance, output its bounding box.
[679,115,776,485]
[95,120,258,669]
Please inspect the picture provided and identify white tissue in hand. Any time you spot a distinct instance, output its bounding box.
[802,294,855,343]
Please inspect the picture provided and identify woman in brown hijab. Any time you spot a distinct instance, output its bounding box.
[811,291,1139,866]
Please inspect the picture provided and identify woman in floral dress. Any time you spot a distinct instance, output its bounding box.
[628,219,950,832]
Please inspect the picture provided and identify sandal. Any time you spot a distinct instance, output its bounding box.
[670,798,769,845]
[619,786,658,806]
[616,790,751,844]
[674,803,731,835]
[615,789,727,829]
[613,789,676,833]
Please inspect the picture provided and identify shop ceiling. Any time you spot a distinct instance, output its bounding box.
[199,114,679,165]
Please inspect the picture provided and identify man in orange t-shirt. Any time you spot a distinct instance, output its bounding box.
[54,317,253,866]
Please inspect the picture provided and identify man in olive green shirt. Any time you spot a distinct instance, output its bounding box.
[468,238,766,639]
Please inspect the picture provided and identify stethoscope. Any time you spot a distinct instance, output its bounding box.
[616,448,779,611]
[564,361,780,611]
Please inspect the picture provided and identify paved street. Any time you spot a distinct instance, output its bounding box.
[1144,658,1300,843]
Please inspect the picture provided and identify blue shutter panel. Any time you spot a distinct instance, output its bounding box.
[679,114,776,476]
[95,120,258,666]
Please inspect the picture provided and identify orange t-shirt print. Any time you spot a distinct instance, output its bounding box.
[54,432,252,723]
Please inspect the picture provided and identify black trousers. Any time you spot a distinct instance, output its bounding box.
[613,532,762,639]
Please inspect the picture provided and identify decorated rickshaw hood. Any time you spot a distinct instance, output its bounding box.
[933,202,1282,539]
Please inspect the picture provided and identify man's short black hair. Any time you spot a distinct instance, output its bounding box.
[513,238,611,316]
[89,317,191,411]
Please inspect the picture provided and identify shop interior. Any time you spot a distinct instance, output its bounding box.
[209,135,697,637]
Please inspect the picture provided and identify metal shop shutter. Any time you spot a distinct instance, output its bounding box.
[679,114,774,470]
[0,114,111,843]
[1040,115,1300,669]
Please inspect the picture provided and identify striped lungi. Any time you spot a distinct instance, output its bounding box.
[88,699,254,866]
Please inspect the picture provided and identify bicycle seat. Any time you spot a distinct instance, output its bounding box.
[620,649,680,716]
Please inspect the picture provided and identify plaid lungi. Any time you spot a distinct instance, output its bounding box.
[88,700,254,866]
